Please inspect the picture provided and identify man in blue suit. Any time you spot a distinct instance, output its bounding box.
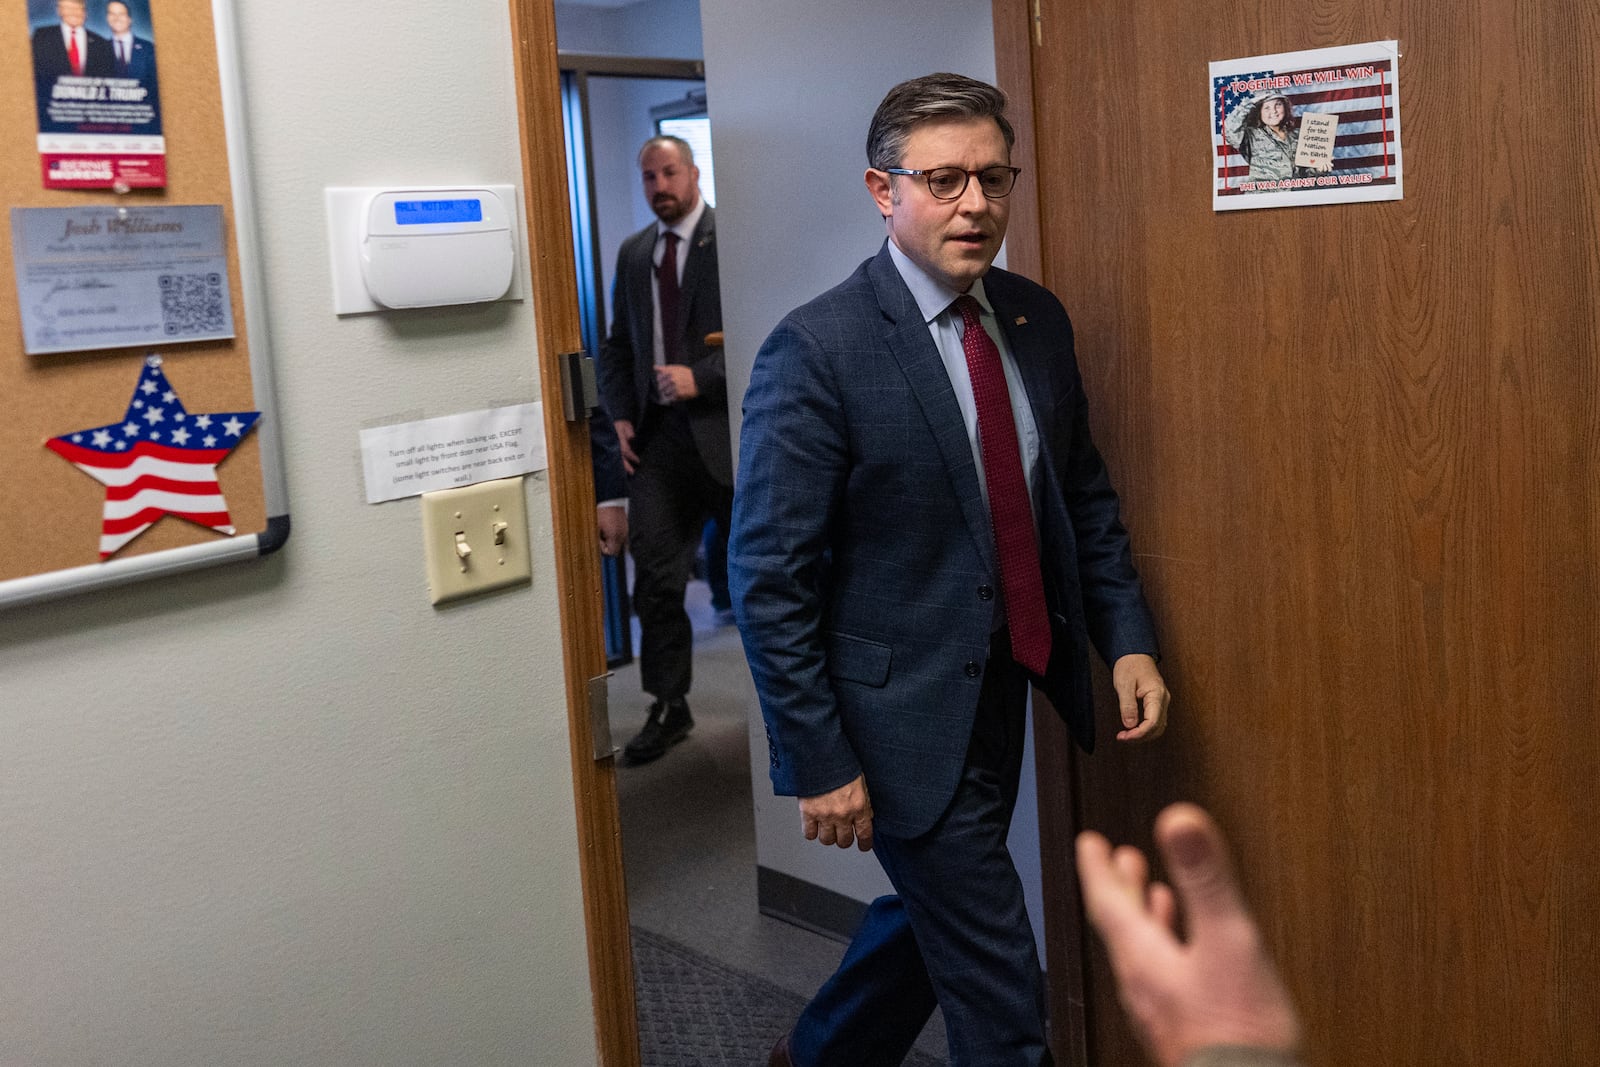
[730,73,1171,1066]
[104,2,156,82]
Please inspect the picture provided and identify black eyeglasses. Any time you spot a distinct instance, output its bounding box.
[882,165,1021,201]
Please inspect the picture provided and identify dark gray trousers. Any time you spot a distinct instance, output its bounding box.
[628,404,733,701]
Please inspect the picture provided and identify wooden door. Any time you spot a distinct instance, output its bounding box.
[1015,2,1599,1063]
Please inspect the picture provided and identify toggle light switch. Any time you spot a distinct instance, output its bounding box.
[419,477,532,605]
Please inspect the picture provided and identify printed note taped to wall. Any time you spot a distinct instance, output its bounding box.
[11,205,235,355]
[360,403,548,504]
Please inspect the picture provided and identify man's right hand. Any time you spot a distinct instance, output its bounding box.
[614,419,640,474]
[596,504,627,556]
[799,774,874,851]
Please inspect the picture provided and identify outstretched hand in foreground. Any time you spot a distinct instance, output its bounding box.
[1076,803,1302,1067]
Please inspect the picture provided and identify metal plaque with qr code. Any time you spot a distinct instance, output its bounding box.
[12,205,236,354]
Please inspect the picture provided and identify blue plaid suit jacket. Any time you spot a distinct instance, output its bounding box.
[730,243,1158,837]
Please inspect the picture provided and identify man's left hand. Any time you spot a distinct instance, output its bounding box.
[655,364,699,403]
[1113,653,1170,742]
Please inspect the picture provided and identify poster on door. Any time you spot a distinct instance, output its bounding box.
[1211,40,1402,211]
[25,0,166,189]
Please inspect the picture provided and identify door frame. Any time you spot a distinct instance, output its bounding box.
[507,1,640,1063]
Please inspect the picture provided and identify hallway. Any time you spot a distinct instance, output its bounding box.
[610,580,949,1063]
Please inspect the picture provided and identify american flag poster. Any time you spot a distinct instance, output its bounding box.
[1211,40,1403,212]
[45,355,260,559]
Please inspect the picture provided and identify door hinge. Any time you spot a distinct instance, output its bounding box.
[589,671,615,761]
[1031,0,1043,46]
[559,350,598,422]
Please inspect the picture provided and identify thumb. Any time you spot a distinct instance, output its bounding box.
[1153,803,1250,937]
[1119,685,1140,729]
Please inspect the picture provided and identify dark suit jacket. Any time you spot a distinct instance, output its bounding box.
[730,244,1159,838]
[596,206,730,486]
[111,35,157,82]
[32,25,114,81]
[589,402,628,504]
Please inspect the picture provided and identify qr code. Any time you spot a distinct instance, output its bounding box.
[158,273,226,336]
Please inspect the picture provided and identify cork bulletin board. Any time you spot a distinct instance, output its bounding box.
[0,0,286,609]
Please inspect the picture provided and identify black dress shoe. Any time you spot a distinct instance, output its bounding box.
[622,698,693,764]
[768,1031,795,1067]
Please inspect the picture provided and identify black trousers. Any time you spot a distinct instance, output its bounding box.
[628,404,733,701]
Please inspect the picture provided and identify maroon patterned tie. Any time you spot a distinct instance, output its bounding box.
[656,232,682,366]
[955,295,1052,675]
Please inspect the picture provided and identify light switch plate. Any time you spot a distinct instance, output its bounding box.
[419,477,531,605]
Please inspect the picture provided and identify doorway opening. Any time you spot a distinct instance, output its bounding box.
[559,55,708,667]
[554,37,953,1060]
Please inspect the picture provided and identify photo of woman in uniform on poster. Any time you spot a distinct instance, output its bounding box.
[1224,90,1332,183]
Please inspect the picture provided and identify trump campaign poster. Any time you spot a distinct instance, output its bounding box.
[26,0,166,189]
[1211,40,1404,212]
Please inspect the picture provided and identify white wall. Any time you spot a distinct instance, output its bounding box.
[701,2,1048,962]
[0,3,597,1065]
[556,0,703,59]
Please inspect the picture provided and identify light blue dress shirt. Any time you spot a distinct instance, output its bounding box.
[885,240,1040,510]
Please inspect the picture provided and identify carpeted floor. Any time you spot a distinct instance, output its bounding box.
[632,926,943,1067]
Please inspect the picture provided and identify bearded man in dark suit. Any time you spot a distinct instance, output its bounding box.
[597,135,730,765]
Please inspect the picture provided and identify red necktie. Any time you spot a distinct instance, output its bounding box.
[656,232,682,366]
[956,295,1052,675]
[68,30,82,75]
